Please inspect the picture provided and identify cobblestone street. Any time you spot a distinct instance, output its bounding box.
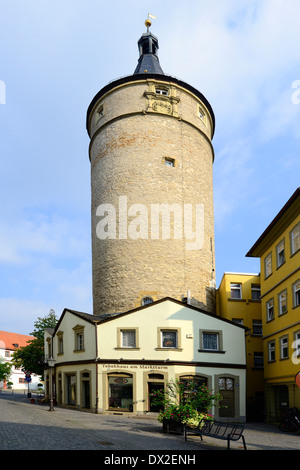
[0,392,299,454]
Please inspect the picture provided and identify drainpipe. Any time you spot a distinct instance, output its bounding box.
[95,323,99,414]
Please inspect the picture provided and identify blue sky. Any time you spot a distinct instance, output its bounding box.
[0,0,299,334]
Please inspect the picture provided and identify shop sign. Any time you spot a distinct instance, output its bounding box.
[102,363,168,370]
[113,378,128,384]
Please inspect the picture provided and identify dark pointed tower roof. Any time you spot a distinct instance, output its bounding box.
[87,19,215,138]
[134,18,164,75]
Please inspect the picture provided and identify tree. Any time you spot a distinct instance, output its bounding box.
[11,309,58,377]
[29,309,58,340]
[0,358,12,384]
[149,378,222,426]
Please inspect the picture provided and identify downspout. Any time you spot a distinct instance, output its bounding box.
[95,323,99,414]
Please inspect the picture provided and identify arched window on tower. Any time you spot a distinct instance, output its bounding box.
[141,296,153,306]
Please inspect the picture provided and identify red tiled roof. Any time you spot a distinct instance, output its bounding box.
[0,330,35,351]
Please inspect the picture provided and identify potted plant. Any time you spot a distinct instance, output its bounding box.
[148,379,221,434]
[7,381,13,389]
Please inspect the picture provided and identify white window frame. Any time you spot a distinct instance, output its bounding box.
[268,340,276,362]
[276,239,285,268]
[280,336,289,360]
[155,87,169,96]
[230,283,242,299]
[266,298,274,322]
[294,331,300,359]
[278,289,287,315]
[290,222,300,256]
[264,252,272,278]
[292,280,300,308]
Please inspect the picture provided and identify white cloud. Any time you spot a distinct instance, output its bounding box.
[0,213,90,266]
[258,87,300,142]
[160,0,300,137]
[0,298,52,335]
[213,137,256,227]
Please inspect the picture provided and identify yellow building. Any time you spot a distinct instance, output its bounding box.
[247,188,300,422]
[217,273,264,420]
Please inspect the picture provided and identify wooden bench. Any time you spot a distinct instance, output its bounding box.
[184,419,247,450]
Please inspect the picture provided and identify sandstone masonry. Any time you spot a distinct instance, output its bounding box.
[87,75,216,315]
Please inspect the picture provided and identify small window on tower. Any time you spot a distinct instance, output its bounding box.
[155,87,169,96]
[199,106,206,120]
[96,105,104,122]
[198,105,208,126]
[141,296,153,306]
[164,157,175,167]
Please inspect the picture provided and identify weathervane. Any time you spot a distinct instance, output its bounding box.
[145,13,157,31]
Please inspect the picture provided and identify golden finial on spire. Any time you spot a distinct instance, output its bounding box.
[145,13,157,31]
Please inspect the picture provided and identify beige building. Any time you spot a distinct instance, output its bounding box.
[44,298,247,420]
[86,20,216,315]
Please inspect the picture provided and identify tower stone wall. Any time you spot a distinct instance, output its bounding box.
[87,74,216,315]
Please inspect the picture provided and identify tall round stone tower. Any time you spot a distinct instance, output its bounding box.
[86,20,216,315]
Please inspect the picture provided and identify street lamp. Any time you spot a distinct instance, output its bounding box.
[47,357,56,411]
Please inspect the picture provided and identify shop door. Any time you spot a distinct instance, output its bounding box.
[275,385,289,422]
[219,377,235,417]
[83,380,90,409]
[148,383,164,412]
[108,375,133,411]
[66,374,76,405]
